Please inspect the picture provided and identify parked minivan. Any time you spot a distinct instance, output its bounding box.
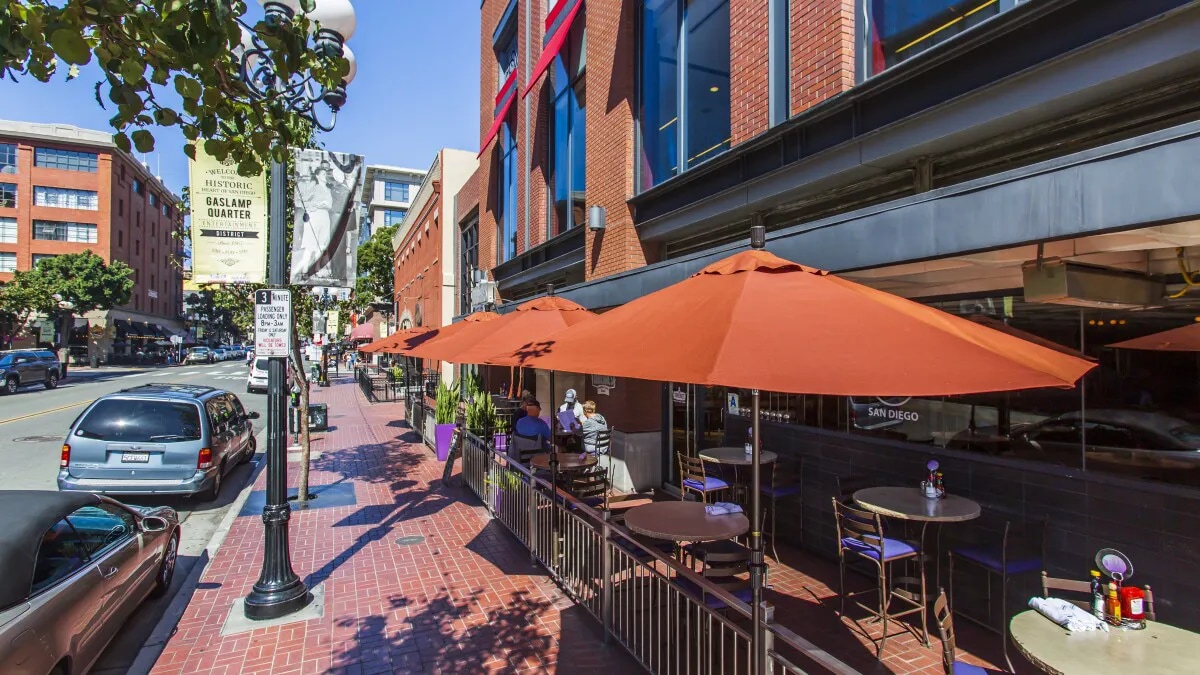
[0,349,62,394]
[57,384,258,501]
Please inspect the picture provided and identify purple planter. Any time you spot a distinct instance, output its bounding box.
[435,423,456,461]
[493,433,508,454]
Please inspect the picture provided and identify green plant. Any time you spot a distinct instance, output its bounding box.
[434,380,460,425]
[465,391,498,436]
[461,369,485,399]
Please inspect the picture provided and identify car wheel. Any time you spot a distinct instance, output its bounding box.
[149,532,179,598]
[45,372,59,390]
[239,436,256,465]
[2,376,16,395]
[199,462,223,502]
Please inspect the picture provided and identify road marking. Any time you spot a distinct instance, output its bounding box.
[125,372,152,378]
[0,400,90,425]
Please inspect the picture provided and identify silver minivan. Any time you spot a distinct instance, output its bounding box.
[57,384,258,501]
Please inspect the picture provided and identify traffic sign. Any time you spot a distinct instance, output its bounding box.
[170,335,183,345]
[254,289,292,358]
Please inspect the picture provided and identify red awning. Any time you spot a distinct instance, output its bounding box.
[478,71,518,158]
[521,0,583,99]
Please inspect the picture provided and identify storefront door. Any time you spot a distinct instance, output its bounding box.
[665,383,728,487]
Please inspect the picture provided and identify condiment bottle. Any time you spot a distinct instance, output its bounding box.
[745,426,753,458]
[1120,586,1146,629]
[1090,570,1105,619]
[1105,581,1121,625]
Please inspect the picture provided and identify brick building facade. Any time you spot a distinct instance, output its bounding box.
[0,121,183,358]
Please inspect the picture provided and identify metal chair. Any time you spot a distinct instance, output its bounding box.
[949,513,1044,673]
[935,588,1000,675]
[568,464,609,511]
[675,542,753,613]
[761,457,803,561]
[677,453,729,503]
[510,433,546,465]
[833,499,925,658]
[591,428,612,455]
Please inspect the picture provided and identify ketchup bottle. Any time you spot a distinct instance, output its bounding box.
[1120,586,1146,629]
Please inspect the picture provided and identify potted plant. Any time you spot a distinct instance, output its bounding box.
[433,379,460,461]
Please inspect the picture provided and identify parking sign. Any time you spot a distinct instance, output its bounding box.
[254,289,292,358]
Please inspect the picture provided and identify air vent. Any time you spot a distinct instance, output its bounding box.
[1022,259,1164,309]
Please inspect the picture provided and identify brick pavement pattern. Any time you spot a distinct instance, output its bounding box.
[151,376,638,674]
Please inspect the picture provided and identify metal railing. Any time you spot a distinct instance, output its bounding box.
[459,432,858,675]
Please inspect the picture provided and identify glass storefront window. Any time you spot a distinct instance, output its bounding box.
[549,23,587,239]
[863,0,1005,79]
[498,124,518,263]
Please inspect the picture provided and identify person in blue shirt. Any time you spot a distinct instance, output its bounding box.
[514,398,551,450]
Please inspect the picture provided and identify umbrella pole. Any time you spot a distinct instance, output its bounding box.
[750,388,765,675]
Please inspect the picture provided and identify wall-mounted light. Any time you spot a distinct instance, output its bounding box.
[588,205,606,232]
[472,268,484,283]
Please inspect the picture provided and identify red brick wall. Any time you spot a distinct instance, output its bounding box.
[730,0,770,145]
[790,0,856,115]
[393,175,445,331]
[455,167,480,225]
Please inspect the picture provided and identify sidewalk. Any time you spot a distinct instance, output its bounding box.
[150,376,639,674]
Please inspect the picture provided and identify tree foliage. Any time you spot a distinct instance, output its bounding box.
[1,0,348,176]
[355,223,397,303]
[22,251,135,315]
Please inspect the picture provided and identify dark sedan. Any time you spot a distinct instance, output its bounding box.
[0,491,180,675]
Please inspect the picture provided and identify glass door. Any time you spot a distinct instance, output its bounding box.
[666,383,699,486]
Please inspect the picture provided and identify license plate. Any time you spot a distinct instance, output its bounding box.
[121,452,150,463]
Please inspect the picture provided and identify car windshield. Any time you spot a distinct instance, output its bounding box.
[191,348,208,353]
[74,399,202,442]
[1169,425,1200,448]
[255,358,268,370]
[0,354,12,366]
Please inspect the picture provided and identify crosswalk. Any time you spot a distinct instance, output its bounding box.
[121,364,248,382]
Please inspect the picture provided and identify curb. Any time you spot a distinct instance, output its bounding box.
[126,451,268,675]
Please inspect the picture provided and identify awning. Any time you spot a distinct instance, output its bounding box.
[478,70,518,158]
[114,320,131,335]
[522,0,583,98]
[349,322,376,341]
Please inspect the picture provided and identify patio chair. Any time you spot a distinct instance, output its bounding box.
[592,428,612,455]
[949,513,1044,673]
[678,453,729,503]
[833,499,925,658]
[568,464,609,510]
[511,433,546,465]
[934,588,1003,675]
[674,544,753,613]
[761,457,803,562]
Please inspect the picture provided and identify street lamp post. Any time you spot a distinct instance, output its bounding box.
[236,0,357,621]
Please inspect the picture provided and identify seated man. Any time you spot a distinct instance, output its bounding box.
[513,398,551,451]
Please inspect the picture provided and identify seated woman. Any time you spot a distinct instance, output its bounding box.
[581,400,609,455]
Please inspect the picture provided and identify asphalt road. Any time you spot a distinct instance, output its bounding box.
[0,358,269,675]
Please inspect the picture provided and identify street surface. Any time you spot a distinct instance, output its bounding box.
[0,359,269,675]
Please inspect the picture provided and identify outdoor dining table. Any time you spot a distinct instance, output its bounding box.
[853,486,981,646]
[623,501,749,542]
[699,447,778,505]
[529,452,596,472]
[1010,610,1200,674]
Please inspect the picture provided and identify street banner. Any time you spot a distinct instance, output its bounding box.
[189,142,268,284]
[326,310,340,339]
[290,148,365,287]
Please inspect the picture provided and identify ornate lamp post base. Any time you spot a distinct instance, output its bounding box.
[244,502,311,620]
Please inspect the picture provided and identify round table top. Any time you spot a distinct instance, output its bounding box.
[699,447,779,465]
[853,486,981,522]
[1010,610,1200,675]
[530,452,596,471]
[623,501,749,542]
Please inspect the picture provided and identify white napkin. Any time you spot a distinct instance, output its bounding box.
[705,502,744,516]
[1029,597,1109,633]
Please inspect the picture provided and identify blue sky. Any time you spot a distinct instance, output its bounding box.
[0,2,482,197]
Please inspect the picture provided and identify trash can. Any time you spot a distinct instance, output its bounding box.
[308,403,329,431]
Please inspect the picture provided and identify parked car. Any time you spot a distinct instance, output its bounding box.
[212,348,228,362]
[58,384,259,501]
[0,350,62,395]
[246,358,292,393]
[0,490,180,675]
[184,347,213,364]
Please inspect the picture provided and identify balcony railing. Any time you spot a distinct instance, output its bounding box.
[458,431,859,675]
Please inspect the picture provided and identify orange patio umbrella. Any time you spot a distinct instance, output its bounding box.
[1108,323,1200,351]
[492,250,1096,395]
[447,296,595,365]
[965,315,1094,361]
[396,312,499,357]
[360,326,431,354]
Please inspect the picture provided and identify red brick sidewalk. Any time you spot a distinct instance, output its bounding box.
[151,377,640,674]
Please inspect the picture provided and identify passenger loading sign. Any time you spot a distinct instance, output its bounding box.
[254,289,292,358]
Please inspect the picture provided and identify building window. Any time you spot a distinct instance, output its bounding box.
[33,220,98,243]
[0,252,15,272]
[637,0,731,191]
[149,192,159,207]
[163,203,170,217]
[0,182,14,208]
[493,0,519,88]
[0,143,16,174]
[381,208,407,227]
[32,254,57,267]
[498,38,518,87]
[548,21,587,238]
[118,199,124,216]
[383,181,411,202]
[460,219,479,315]
[34,186,99,210]
[497,124,518,264]
[118,230,123,247]
[0,217,16,243]
[135,240,140,255]
[34,147,98,172]
[133,179,144,195]
[861,0,1005,79]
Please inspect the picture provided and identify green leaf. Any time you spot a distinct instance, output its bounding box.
[154,108,179,126]
[150,67,169,85]
[131,130,155,153]
[203,138,228,158]
[183,143,197,161]
[112,132,132,153]
[299,0,316,12]
[49,29,91,66]
[173,74,201,100]
[119,59,144,83]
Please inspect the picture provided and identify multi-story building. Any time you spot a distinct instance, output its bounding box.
[393,149,478,379]
[0,120,184,360]
[456,0,1200,628]
[361,164,427,240]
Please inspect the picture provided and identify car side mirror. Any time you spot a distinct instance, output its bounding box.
[141,516,168,533]
[247,411,261,420]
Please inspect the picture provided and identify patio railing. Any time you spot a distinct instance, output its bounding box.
[459,431,859,675]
